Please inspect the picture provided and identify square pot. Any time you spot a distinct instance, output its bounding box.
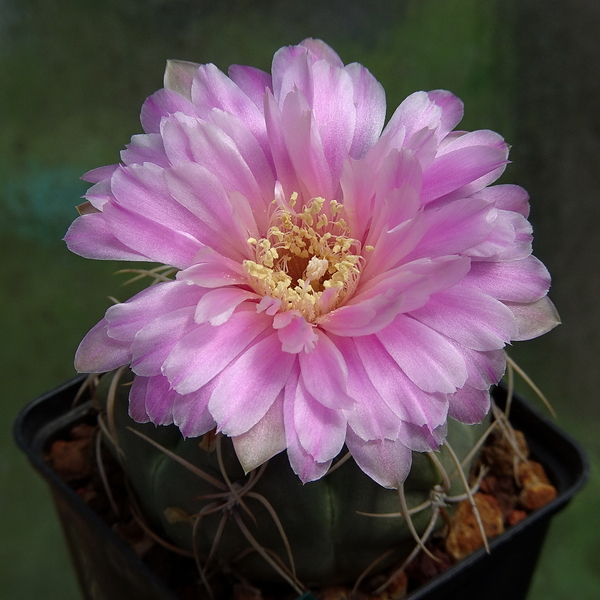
[14,377,588,600]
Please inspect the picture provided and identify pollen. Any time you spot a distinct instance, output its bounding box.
[243,194,364,321]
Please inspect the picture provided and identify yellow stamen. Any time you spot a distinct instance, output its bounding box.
[243,194,365,321]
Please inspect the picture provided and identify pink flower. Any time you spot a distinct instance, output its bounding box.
[65,39,559,488]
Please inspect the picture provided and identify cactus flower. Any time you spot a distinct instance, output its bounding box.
[65,39,559,488]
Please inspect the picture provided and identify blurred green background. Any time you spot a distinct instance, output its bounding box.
[1,0,598,598]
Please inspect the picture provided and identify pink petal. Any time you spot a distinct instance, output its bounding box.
[346,428,412,489]
[105,281,200,342]
[194,287,258,326]
[131,373,177,426]
[279,89,335,200]
[397,420,447,453]
[111,164,201,239]
[447,386,491,424]
[372,149,423,226]
[82,179,112,210]
[376,315,468,393]
[339,156,377,242]
[476,183,530,217]
[354,335,450,428]
[427,90,465,138]
[464,209,519,260]
[462,348,506,391]
[299,330,354,409]
[300,38,344,66]
[130,306,197,376]
[351,256,472,321]
[102,200,201,269]
[292,377,347,463]
[409,286,518,351]
[209,333,295,436]
[283,367,333,482]
[273,311,319,354]
[162,308,271,394]
[232,393,286,472]
[177,247,249,288]
[272,44,315,105]
[506,297,561,341]
[309,59,356,182]
[407,197,497,260]
[491,211,533,261]
[74,318,131,373]
[164,161,252,260]
[204,109,275,227]
[462,256,551,303]
[191,63,267,148]
[172,382,216,438]
[227,64,272,110]
[361,215,427,283]
[164,59,201,100]
[140,88,196,134]
[319,288,405,337]
[263,91,297,196]
[437,128,507,156]
[383,91,442,142]
[64,213,152,262]
[81,165,118,184]
[120,134,168,168]
[345,62,386,158]
[127,376,151,423]
[421,145,509,205]
[332,336,400,441]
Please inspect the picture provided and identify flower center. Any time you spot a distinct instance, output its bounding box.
[243,194,364,322]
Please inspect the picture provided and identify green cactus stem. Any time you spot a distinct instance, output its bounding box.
[94,369,490,589]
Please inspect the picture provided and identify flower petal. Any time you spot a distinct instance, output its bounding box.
[209,333,295,436]
[194,287,259,326]
[292,376,347,463]
[102,200,201,269]
[177,247,249,288]
[299,330,354,409]
[421,145,508,205]
[130,306,197,376]
[506,297,561,341]
[273,311,319,354]
[447,385,491,425]
[354,335,449,429]
[74,318,131,373]
[346,428,412,489]
[283,367,333,482]
[105,281,200,342]
[64,213,151,262]
[409,286,518,351]
[131,373,177,426]
[232,393,286,473]
[172,382,216,438]
[462,256,551,303]
[376,315,467,394]
[332,336,400,441]
[162,308,271,394]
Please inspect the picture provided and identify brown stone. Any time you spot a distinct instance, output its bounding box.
[47,438,92,481]
[445,493,505,561]
[508,509,528,527]
[480,430,529,476]
[518,461,557,510]
[371,571,408,600]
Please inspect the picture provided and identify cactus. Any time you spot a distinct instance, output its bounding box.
[95,368,490,590]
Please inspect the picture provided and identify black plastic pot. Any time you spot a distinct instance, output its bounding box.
[15,376,588,600]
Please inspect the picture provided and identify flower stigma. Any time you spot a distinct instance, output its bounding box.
[243,194,364,321]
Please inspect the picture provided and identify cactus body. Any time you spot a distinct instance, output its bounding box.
[99,370,488,586]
